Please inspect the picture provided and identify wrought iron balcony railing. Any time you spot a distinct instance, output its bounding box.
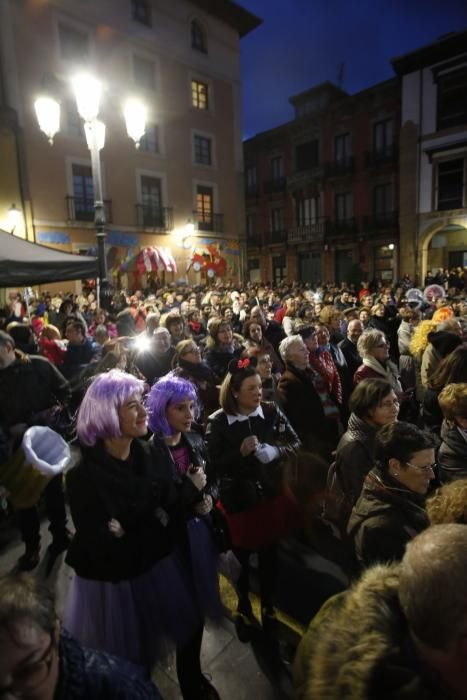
[136,204,173,230]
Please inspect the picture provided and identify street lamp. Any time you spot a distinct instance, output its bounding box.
[7,203,22,234]
[34,73,147,307]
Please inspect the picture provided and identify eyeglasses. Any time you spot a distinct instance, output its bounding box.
[0,635,55,695]
[379,399,400,409]
[404,461,436,474]
[182,346,200,355]
[375,342,389,348]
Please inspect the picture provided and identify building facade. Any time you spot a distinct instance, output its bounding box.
[244,79,400,286]
[392,29,467,283]
[0,0,260,292]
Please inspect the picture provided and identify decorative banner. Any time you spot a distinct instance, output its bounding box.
[120,246,177,274]
[37,231,70,244]
[107,230,139,247]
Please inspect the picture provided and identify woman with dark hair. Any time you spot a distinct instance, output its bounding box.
[171,339,219,427]
[327,379,399,532]
[64,371,199,674]
[163,311,189,346]
[244,346,280,403]
[146,374,223,700]
[206,358,301,638]
[242,318,283,374]
[423,346,467,433]
[203,318,242,383]
[347,421,436,568]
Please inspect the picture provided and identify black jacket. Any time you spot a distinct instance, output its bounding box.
[330,413,378,528]
[0,355,70,429]
[438,420,467,483]
[347,467,429,568]
[205,401,301,511]
[66,440,172,582]
[203,345,242,383]
[277,364,341,458]
[148,430,218,543]
[338,337,362,381]
[57,629,162,699]
[135,346,176,385]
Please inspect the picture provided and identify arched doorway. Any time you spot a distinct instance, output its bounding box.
[421,222,467,280]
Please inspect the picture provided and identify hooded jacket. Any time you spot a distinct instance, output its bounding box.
[421,331,462,388]
[347,467,430,568]
[293,564,452,700]
[438,419,467,482]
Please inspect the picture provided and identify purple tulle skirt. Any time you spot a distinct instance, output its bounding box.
[63,518,223,669]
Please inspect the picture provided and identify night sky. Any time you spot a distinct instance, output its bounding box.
[239,0,467,139]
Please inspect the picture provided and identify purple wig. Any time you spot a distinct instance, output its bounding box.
[77,369,145,446]
[146,373,200,436]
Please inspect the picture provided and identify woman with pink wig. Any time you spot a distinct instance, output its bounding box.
[63,370,199,674]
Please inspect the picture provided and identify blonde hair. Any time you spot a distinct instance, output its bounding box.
[427,480,467,525]
[409,319,437,360]
[438,383,467,421]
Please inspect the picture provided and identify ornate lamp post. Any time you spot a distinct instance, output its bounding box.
[35,74,147,307]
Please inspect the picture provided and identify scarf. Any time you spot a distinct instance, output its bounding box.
[178,358,215,382]
[362,356,403,394]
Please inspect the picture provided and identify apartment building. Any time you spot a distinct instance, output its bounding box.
[392,29,467,281]
[244,78,400,286]
[0,0,260,291]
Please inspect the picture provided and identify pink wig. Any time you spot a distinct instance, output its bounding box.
[77,369,145,446]
[146,373,200,436]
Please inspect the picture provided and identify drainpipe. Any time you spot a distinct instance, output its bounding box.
[415,68,424,285]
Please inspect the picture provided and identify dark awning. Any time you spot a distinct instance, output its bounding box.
[0,229,98,287]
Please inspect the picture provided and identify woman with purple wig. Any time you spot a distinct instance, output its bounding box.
[63,369,199,673]
[147,374,223,700]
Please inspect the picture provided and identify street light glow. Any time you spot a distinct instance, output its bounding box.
[7,203,21,233]
[34,96,60,144]
[123,98,147,147]
[72,73,102,122]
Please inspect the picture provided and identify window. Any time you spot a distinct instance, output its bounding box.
[437,68,467,130]
[192,79,209,110]
[141,175,163,226]
[196,185,213,229]
[72,164,94,221]
[373,184,392,215]
[271,207,284,232]
[139,124,159,153]
[373,119,393,154]
[295,140,319,171]
[271,156,284,181]
[335,192,353,221]
[246,166,257,193]
[191,20,207,53]
[296,197,319,226]
[58,23,89,64]
[193,134,212,166]
[437,159,464,210]
[131,0,151,26]
[335,133,351,162]
[272,254,286,285]
[133,55,156,91]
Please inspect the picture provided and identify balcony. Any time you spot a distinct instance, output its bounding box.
[265,229,287,245]
[193,212,224,233]
[246,232,262,247]
[66,196,113,223]
[326,217,358,238]
[365,144,398,168]
[363,211,399,230]
[136,204,173,231]
[287,165,324,189]
[325,156,355,178]
[263,177,287,195]
[288,220,326,244]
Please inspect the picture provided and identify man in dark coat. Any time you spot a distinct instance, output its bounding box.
[338,319,363,381]
[0,331,71,571]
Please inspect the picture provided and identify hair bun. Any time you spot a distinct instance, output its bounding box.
[227,356,257,374]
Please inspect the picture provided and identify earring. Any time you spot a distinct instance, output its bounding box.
[393,472,399,477]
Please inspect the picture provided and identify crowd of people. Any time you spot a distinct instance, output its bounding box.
[0,271,466,699]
